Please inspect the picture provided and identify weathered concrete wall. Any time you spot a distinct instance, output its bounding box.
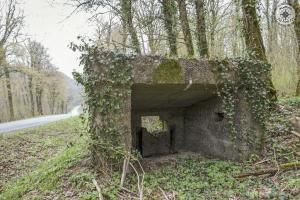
[130,56,216,85]
[183,95,262,160]
[233,92,263,158]
[142,129,171,157]
[132,84,217,110]
[184,97,238,159]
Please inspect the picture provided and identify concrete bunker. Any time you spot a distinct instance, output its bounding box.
[86,54,264,163]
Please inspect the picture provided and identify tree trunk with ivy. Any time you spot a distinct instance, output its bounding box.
[241,0,277,101]
[241,0,267,60]
[288,0,300,96]
[161,0,178,57]
[176,0,194,57]
[194,0,209,58]
[120,0,141,54]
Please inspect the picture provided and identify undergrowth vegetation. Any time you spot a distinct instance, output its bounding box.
[102,158,299,200]
[0,98,299,199]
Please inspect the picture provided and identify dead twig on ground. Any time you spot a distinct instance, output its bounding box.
[159,187,170,200]
[120,155,130,188]
[129,161,144,200]
[291,131,300,139]
[234,162,300,178]
[253,158,270,166]
[92,178,104,200]
[121,187,137,195]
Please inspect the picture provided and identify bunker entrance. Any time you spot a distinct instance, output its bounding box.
[131,83,227,158]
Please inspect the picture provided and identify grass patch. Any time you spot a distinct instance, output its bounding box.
[0,117,95,199]
[0,117,83,191]
[0,139,87,200]
[279,96,300,106]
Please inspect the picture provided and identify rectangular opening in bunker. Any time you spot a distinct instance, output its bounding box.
[135,116,174,157]
[131,83,225,158]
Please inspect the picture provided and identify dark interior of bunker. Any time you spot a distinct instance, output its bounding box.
[131,83,237,159]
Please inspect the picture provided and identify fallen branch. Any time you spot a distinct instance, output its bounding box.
[118,187,139,199]
[92,179,104,200]
[291,131,300,139]
[120,155,130,188]
[234,162,300,178]
[121,187,137,196]
[159,187,170,200]
[253,158,270,166]
[129,161,144,200]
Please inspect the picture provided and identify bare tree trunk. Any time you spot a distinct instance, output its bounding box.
[288,0,300,96]
[241,0,277,101]
[28,76,35,116]
[176,0,194,57]
[194,0,209,58]
[161,0,178,56]
[121,22,128,53]
[145,17,156,55]
[210,27,215,57]
[50,97,55,114]
[0,0,23,120]
[265,0,271,54]
[61,100,65,114]
[139,28,146,54]
[121,0,141,54]
[267,0,278,57]
[4,66,14,120]
[36,87,43,115]
[106,13,113,50]
[148,33,156,55]
[232,1,241,57]
[1,47,14,121]
[133,5,144,54]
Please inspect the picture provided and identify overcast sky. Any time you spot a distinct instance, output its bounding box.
[22,0,94,78]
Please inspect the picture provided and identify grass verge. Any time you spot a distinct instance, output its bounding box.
[0,117,96,200]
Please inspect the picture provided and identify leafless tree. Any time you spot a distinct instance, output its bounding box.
[0,0,24,120]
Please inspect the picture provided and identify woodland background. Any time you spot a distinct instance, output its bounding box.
[0,0,81,122]
[1,0,300,122]
[70,0,299,96]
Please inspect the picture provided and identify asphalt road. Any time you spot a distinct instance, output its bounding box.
[0,106,81,133]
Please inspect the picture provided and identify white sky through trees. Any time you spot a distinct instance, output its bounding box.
[22,0,94,78]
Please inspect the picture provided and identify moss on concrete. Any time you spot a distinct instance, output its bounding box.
[153,59,184,83]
